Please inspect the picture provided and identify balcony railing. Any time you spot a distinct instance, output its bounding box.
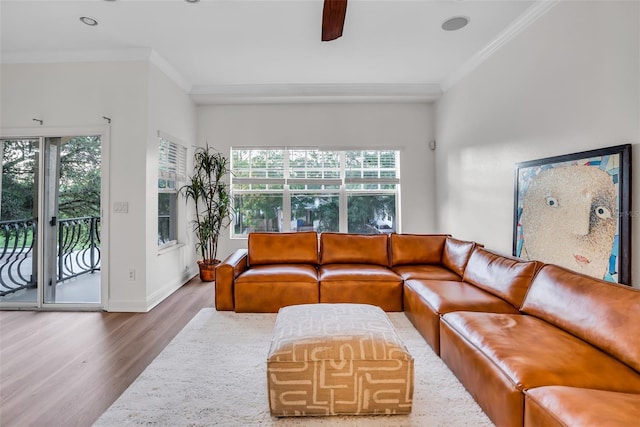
[0,216,101,297]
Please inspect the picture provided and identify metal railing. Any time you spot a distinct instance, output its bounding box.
[0,219,36,296]
[0,216,101,297]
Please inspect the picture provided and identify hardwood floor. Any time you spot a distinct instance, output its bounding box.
[0,278,214,427]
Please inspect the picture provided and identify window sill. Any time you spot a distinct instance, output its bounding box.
[157,242,185,256]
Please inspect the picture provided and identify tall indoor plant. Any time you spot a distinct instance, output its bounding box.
[180,145,233,281]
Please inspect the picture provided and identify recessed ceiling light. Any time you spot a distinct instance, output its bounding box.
[442,16,469,31]
[80,16,99,26]
[185,0,200,3]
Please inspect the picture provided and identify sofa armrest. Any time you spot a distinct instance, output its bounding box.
[215,249,248,311]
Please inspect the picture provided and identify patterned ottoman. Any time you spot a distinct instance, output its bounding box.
[267,303,414,417]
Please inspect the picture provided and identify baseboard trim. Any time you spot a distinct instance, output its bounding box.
[106,271,197,312]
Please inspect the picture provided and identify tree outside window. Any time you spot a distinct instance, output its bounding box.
[230,148,399,236]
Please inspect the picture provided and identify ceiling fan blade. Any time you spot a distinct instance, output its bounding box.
[322,0,347,41]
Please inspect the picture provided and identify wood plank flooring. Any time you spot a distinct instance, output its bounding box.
[0,277,214,427]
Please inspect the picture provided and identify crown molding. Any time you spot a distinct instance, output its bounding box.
[0,0,558,104]
[1,48,437,103]
[189,83,442,105]
[148,50,192,93]
[441,0,559,93]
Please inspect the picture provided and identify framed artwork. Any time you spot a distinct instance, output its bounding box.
[513,144,632,285]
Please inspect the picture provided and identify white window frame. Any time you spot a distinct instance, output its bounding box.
[230,147,400,238]
[158,131,187,249]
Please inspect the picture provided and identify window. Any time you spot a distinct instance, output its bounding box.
[231,148,399,237]
[158,132,187,247]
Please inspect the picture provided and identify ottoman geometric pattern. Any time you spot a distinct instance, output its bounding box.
[267,303,414,417]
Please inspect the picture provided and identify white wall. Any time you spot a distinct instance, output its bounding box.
[435,1,639,287]
[1,61,149,307]
[0,60,198,310]
[145,63,198,309]
[197,103,436,260]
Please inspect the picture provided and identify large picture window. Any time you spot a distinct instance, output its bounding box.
[231,148,399,237]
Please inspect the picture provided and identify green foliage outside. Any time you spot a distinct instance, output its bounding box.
[1,136,101,248]
[292,194,340,232]
[233,193,394,234]
[57,136,101,218]
[1,137,101,222]
[347,194,395,233]
[231,149,397,235]
[1,139,38,222]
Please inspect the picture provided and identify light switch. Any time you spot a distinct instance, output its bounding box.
[114,201,129,213]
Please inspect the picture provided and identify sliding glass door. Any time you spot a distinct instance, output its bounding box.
[0,138,39,304]
[0,135,102,308]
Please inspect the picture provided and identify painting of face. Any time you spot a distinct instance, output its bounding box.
[520,166,617,279]
[513,145,631,285]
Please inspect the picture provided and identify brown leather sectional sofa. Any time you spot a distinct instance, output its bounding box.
[215,231,640,426]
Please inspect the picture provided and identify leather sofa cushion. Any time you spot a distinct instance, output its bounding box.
[404,279,519,354]
[319,265,403,312]
[442,237,476,277]
[319,264,401,282]
[405,279,520,316]
[234,282,318,313]
[389,233,449,266]
[441,311,640,393]
[392,264,462,281]
[320,233,389,266]
[236,264,318,283]
[524,386,640,427]
[521,264,640,373]
[248,231,318,266]
[234,264,319,312]
[462,247,538,308]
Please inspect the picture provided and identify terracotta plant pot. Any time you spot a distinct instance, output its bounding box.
[198,260,219,282]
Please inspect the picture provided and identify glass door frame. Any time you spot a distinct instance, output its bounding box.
[0,126,110,311]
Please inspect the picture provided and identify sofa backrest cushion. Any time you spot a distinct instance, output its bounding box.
[521,264,640,373]
[320,233,389,266]
[248,232,318,266]
[442,237,476,277]
[389,233,449,266]
[462,247,538,308]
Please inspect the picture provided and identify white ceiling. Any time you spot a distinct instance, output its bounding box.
[0,0,555,103]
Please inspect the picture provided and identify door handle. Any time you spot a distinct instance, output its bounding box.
[50,216,57,226]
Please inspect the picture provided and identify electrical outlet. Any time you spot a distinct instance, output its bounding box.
[128,269,135,281]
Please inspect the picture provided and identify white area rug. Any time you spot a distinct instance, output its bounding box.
[94,309,493,426]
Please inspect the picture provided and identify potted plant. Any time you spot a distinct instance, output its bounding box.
[180,145,233,281]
